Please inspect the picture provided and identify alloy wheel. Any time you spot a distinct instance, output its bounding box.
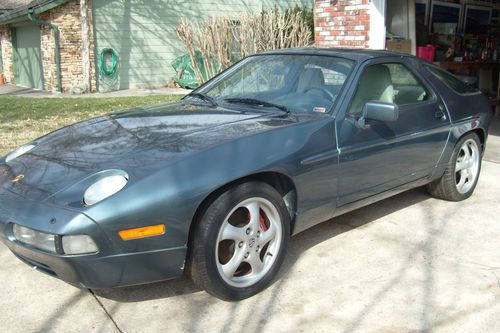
[215,197,283,288]
[455,138,480,194]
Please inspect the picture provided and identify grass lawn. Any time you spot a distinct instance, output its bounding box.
[0,95,183,156]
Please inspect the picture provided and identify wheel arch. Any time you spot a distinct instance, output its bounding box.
[427,125,484,201]
[453,127,486,153]
[187,171,297,250]
[470,128,486,152]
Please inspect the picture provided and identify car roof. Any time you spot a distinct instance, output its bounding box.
[259,48,414,62]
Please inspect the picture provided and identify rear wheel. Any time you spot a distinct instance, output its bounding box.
[427,132,482,201]
[188,182,290,300]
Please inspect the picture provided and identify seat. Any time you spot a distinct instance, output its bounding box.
[349,65,394,116]
[297,68,325,94]
[273,67,330,113]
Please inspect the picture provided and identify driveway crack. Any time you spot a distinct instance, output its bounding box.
[88,289,124,333]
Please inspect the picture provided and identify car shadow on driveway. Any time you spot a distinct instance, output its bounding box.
[92,187,431,303]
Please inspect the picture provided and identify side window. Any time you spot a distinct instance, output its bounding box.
[425,65,479,94]
[348,63,431,116]
[387,63,431,105]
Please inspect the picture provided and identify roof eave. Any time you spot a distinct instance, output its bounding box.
[0,0,70,24]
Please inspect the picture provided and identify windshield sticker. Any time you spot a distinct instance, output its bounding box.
[313,107,327,113]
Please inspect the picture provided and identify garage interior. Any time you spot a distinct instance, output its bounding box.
[386,0,500,115]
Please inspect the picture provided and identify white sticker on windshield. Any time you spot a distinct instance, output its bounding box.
[313,107,326,113]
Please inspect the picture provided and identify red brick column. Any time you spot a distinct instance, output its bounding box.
[314,0,370,48]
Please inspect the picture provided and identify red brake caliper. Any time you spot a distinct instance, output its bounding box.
[259,212,269,232]
[247,209,269,232]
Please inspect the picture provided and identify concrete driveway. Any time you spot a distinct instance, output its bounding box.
[1,121,499,333]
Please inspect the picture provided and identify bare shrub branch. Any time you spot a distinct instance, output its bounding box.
[176,9,312,85]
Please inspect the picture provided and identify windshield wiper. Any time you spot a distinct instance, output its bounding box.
[224,98,289,113]
[185,92,218,107]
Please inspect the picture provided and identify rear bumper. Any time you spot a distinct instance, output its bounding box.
[0,188,187,289]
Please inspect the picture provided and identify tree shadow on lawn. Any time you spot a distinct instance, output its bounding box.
[93,186,431,303]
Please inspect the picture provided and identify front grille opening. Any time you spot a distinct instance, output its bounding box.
[14,253,57,277]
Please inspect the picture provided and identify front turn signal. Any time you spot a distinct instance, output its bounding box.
[118,224,166,241]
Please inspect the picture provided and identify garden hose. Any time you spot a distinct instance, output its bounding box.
[98,48,119,88]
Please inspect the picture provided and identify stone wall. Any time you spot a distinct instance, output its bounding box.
[314,0,370,48]
[0,25,13,83]
[39,0,96,92]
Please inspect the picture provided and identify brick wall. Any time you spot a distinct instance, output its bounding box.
[314,0,370,48]
[0,25,13,83]
[40,0,96,92]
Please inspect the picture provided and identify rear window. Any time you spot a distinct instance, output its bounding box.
[425,65,479,95]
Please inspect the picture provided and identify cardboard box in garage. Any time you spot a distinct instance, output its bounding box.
[386,39,412,54]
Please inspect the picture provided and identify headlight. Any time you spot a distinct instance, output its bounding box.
[83,174,128,206]
[13,224,56,253]
[62,235,98,255]
[6,144,36,162]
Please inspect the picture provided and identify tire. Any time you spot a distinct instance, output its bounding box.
[427,132,482,201]
[188,181,290,301]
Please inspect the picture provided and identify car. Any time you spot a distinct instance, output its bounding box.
[0,49,492,301]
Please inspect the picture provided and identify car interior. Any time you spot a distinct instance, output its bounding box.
[348,63,430,118]
[349,65,395,117]
[272,64,347,113]
[206,55,353,114]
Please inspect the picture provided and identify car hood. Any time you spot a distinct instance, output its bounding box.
[0,102,295,202]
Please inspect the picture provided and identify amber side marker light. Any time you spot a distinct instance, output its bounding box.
[118,224,166,240]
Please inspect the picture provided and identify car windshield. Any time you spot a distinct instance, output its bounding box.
[197,54,354,114]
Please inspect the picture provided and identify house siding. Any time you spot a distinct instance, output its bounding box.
[93,0,312,91]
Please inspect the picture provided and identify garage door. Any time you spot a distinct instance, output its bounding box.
[12,24,44,90]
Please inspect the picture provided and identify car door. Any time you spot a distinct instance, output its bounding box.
[336,57,451,206]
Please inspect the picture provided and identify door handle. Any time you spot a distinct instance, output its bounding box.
[435,105,447,120]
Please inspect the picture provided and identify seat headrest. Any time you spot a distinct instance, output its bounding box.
[349,64,394,116]
[297,68,325,93]
[357,64,394,104]
[362,65,392,88]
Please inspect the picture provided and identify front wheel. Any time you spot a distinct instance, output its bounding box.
[188,181,290,301]
[427,132,482,201]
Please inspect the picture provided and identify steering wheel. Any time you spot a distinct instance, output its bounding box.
[304,86,335,101]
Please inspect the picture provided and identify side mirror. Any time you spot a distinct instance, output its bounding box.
[356,101,399,129]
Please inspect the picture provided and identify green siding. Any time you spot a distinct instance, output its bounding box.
[93,0,312,91]
[12,24,43,90]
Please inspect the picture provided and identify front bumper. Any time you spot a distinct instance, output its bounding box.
[0,188,187,289]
